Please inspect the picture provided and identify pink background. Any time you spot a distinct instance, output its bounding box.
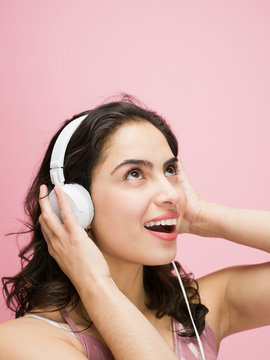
[0,1,269,358]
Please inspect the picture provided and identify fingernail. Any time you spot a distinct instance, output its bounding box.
[39,184,47,199]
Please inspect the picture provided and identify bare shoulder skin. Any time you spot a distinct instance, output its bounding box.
[197,260,270,353]
[0,307,175,360]
[0,315,86,360]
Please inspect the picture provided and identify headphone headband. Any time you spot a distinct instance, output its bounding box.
[50,114,88,186]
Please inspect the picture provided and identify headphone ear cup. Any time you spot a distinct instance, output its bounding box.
[48,184,94,229]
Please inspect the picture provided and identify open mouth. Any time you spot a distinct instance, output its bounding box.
[144,217,178,237]
[144,217,178,241]
[144,224,176,233]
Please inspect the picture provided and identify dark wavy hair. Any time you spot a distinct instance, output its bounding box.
[2,94,208,337]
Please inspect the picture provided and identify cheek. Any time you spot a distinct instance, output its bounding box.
[91,186,147,239]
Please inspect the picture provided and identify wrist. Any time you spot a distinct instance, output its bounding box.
[73,272,114,297]
[191,201,228,238]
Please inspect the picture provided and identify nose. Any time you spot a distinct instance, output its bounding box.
[153,176,182,208]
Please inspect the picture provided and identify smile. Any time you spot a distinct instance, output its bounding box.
[143,212,179,240]
[144,218,177,233]
[144,225,178,241]
[145,218,177,227]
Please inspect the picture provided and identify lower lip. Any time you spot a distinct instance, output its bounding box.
[145,226,178,242]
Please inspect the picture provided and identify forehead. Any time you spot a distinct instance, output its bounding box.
[103,121,172,162]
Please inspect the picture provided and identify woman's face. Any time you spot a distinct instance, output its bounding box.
[90,121,187,266]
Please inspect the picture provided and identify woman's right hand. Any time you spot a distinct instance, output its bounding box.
[38,185,111,289]
[177,160,208,235]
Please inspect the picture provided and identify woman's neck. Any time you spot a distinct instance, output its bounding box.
[109,261,148,314]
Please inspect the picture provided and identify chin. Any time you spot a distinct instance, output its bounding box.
[142,248,177,266]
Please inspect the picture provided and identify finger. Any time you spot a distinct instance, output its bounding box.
[39,220,52,246]
[177,158,191,181]
[38,184,50,213]
[39,214,68,258]
[53,186,79,229]
[39,185,66,233]
[39,224,54,257]
[39,185,62,220]
[39,214,56,240]
[178,158,186,171]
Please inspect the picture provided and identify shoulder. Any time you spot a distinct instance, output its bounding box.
[196,267,234,350]
[198,262,270,339]
[0,317,86,360]
[196,263,264,319]
[196,265,253,347]
[197,267,232,306]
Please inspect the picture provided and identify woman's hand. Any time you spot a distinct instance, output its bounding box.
[177,161,270,247]
[177,160,208,235]
[38,185,110,289]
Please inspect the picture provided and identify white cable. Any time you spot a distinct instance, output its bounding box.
[172,261,206,360]
[110,276,118,288]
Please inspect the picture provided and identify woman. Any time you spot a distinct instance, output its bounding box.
[1,96,269,359]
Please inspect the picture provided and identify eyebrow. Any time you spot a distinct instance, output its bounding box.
[111,157,178,175]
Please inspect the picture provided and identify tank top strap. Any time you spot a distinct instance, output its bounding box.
[60,308,90,358]
[60,308,80,333]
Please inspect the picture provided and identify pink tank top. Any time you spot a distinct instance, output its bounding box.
[60,309,217,359]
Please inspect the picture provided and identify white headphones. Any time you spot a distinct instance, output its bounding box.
[49,114,205,359]
[49,114,94,229]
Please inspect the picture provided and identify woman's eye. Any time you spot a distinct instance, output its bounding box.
[165,165,177,176]
[125,169,143,180]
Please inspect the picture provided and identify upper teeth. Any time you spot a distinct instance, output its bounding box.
[145,218,177,227]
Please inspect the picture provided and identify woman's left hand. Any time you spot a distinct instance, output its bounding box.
[177,160,208,235]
